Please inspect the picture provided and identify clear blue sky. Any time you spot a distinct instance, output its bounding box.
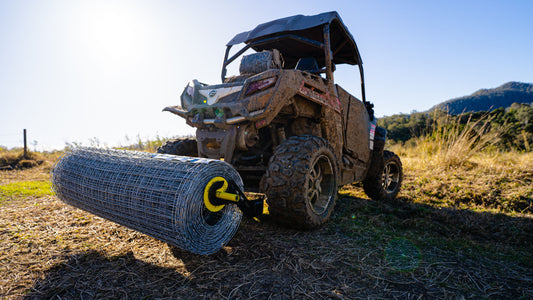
[1,0,532,150]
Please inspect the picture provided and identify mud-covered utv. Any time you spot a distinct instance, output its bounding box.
[161,11,403,229]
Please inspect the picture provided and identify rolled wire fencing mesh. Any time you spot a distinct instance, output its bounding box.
[51,147,243,255]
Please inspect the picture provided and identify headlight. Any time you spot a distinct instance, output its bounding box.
[186,81,195,97]
[245,77,277,96]
[181,80,206,110]
[181,82,194,110]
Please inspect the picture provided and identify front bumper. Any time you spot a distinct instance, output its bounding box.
[163,106,265,127]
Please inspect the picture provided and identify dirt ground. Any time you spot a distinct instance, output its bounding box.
[1,163,532,299]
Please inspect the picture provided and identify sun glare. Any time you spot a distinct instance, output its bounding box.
[75,1,151,75]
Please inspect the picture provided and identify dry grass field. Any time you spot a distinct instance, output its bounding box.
[1,146,532,299]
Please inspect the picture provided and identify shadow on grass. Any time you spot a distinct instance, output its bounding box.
[24,195,533,299]
[24,219,369,299]
[335,195,533,246]
[23,250,186,299]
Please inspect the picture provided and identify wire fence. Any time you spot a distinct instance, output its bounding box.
[0,132,24,148]
[0,129,35,155]
[52,147,243,255]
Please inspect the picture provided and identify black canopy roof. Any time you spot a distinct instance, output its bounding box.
[227,11,362,68]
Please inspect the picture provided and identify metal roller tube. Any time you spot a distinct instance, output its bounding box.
[51,147,243,255]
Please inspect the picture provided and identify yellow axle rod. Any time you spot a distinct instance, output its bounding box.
[216,190,239,202]
[203,177,239,212]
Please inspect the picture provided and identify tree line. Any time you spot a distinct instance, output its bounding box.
[379,103,533,151]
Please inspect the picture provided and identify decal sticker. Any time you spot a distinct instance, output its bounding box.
[255,118,268,128]
[199,86,243,105]
[151,154,211,164]
[369,122,376,150]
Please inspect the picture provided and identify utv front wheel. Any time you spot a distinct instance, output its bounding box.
[363,150,403,201]
[263,136,338,229]
[157,137,198,156]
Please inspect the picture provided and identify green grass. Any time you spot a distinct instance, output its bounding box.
[329,195,533,278]
[0,181,53,202]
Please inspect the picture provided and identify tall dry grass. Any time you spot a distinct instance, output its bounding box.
[0,148,47,170]
[403,113,503,169]
[120,134,165,152]
[386,112,532,215]
[64,134,168,153]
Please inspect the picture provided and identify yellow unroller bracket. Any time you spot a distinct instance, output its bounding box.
[203,177,240,212]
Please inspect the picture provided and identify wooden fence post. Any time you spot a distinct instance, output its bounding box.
[23,129,27,158]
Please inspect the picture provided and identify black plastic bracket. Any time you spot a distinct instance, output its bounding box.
[228,181,264,219]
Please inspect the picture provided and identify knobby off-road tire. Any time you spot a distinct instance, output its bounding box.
[157,138,198,157]
[363,150,403,201]
[264,135,339,229]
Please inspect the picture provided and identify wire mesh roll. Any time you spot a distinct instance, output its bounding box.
[51,147,243,255]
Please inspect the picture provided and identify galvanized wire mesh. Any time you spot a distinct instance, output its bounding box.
[51,147,243,255]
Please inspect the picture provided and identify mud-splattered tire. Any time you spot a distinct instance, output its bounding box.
[157,138,198,157]
[363,150,403,201]
[263,135,338,229]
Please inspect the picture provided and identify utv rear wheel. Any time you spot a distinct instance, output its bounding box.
[157,138,198,156]
[363,150,403,201]
[263,135,338,229]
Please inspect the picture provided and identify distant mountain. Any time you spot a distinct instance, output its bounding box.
[431,82,533,114]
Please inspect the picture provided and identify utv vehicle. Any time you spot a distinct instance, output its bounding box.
[161,11,403,229]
